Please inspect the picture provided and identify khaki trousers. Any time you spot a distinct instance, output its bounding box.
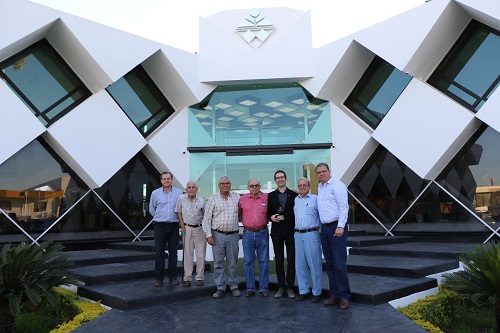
[183,225,207,281]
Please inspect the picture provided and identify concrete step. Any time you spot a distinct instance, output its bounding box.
[346,255,459,278]
[67,249,153,267]
[348,242,478,259]
[70,259,211,285]
[347,235,415,247]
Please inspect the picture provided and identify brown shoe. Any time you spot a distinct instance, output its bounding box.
[324,297,340,306]
[259,291,269,297]
[169,277,180,285]
[154,278,163,286]
[339,299,350,310]
[183,280,191,287]
[195,280,204,286]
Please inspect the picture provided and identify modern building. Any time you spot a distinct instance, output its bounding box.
[0,0,499,247]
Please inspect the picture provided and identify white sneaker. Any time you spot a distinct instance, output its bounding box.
[275,287,284,299]
[231,289,241,297]
[213,290,224,298]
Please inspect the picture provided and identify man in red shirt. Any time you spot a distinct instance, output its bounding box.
[238,179,269,297]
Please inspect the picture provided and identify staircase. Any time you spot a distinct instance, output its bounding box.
[67,231,475,310]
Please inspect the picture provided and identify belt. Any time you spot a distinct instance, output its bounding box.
[212,229,239,235]
[185,224,202,228]
[154,221,178,224]
[294,227,319,233]
[243,225,267,232]
[322,221,338,227]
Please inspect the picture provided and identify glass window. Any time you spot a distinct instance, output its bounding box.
[0,39,91,127]
[344,56,411,129]
[434,125,500,233]
[189,83,331,147]
[348,146,429,232]
[191,149,330,199]
[107,65,175,136]
[428,20,500,112]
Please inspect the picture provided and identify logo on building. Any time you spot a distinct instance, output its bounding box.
[235,9,275,49]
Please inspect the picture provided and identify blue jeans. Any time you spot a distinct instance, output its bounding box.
[154,222,180,281]
[243,228,270,292]
[320,224,351,300]
[294,230,322,296]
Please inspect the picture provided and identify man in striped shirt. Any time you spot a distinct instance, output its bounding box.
[202,175,241,298]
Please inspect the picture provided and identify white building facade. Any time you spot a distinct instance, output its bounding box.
[0,0,499,246]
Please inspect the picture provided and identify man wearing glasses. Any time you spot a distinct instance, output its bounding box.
[267,170,297,299]
[238,179,269,297]
[202,175,241,298]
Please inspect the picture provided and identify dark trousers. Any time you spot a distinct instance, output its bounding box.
[271,233,295,288]
[320,224,351,300]
[154,222,179,281]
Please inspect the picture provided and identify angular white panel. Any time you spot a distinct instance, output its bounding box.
[373,79,476,180]
[199,8,313,83]
[0,81,46,165]
[330,105,375,185]
[145,108,190,189]
[351,0,445,71]
[45,91,147,188]
[476,87,500,134]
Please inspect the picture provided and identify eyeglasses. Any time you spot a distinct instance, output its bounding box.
[297,184,309,187]
[219,182,231,186]
[248,184,260,188]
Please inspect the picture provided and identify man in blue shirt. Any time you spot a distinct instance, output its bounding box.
[293,177,322,303]
[149,171,183,286]
[316,162,351,309]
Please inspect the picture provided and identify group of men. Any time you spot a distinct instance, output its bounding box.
[148,163,351,309]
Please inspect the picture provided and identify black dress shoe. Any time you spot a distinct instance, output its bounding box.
[311,295,322,303]
[295,293,312,301]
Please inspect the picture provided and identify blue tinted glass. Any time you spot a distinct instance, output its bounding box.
[107,66,174,136]
[189,83,330,147]
[345,57,411,128]
[191,149,330,199]
[0,40,90,126]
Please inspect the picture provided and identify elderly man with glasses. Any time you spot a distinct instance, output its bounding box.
[238,179,269,297]
[202,175,241,298]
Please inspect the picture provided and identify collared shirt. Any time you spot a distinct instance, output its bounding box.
[202,191,240,238]
[149,186,182,222]
[317,177,349,228]
[175,194,205,225]
[293,193,320,230]
[238,192,268,228]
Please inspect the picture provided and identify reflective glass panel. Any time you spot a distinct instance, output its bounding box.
[435,125,500,233]
[93,152,160,233]
[191,149,330,199]
[428,20,500,111]
[348,146,429,231]
[189,83,330,147]
[0,139,88,243]
[0,39,91,126]
[107,65,175,136]
[344,56,411,129]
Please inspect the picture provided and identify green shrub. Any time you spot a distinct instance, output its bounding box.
[398,287,461,332]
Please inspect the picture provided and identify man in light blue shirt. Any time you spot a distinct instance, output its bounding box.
[316,162,351,309]
[293,177,322,303]
[149,171,183,286]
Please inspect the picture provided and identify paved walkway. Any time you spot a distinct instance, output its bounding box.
[73,290,425,333]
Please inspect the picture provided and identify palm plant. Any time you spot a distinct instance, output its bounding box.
[441,242,500,333]
[0,241,81,333]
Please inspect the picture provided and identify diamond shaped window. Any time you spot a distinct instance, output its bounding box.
[428,20,500,112]
[107,65,175,137]
[344,56,411,129]
[0,39,91,127]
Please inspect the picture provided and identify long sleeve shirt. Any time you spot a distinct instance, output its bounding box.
[149,186,182,222]
[238,192,268,228]
[202,191,240,238]
[317,177,349,228]
[293,193,320,230]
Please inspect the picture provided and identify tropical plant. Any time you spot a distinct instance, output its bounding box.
[0,241,81,333]
[441,242,500,333]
